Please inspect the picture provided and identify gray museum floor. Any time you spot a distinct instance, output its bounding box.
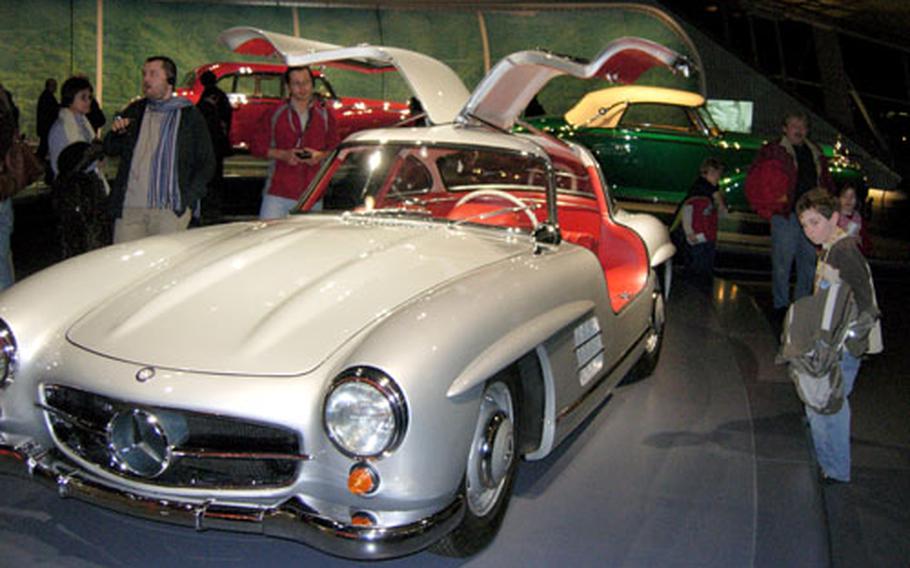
[1,186,908,567]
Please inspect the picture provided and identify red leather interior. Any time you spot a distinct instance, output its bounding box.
[585,167,649,312]
[445,200,537,229]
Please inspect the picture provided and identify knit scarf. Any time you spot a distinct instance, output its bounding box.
[147,96,191,210]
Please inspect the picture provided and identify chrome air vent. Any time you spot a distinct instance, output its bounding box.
[574,316,604,387]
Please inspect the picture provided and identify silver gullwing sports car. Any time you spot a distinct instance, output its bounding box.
[0,28,688,559]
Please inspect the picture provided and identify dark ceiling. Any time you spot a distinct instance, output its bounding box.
[678,0,910,54]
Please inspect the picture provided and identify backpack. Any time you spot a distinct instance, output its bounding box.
[777,276,857,414]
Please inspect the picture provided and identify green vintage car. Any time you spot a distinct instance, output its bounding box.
[526,85,863,211]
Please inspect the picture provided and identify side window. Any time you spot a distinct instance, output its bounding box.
[618,103,695,132]
[234,74,256,98]
[437,150,547,191]
[313,76,336,100]
[554,167,595,197]
[257,73,284,99]
[216,74,235,93]
[390,156,432,196]
[179,71,197,90]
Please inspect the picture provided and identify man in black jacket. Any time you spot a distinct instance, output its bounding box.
[35,78,58,162]
[104,56,214,243]
[196,70,232,223]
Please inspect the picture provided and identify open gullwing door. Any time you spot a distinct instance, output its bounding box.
[219,26,470,125]
[459,37,694,131]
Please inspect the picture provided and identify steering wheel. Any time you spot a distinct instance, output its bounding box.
[453,189,539,229]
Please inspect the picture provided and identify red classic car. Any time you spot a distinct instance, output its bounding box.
[176,61,413,150]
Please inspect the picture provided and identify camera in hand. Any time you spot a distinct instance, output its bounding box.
[295,150,312,159]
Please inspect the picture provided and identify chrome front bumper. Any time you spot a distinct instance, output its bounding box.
[0,443,464,560]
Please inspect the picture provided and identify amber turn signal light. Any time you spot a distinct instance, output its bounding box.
[348,463,379,496]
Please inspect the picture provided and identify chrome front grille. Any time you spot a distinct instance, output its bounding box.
[42,384,305,489]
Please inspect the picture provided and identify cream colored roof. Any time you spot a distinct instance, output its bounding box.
[565,86,705,128]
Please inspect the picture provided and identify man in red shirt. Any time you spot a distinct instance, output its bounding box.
[251,66,340,219]
[746,112,835,319]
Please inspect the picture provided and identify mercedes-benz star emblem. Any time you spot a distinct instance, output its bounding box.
[135,367,156,382]
[107,409,172,478]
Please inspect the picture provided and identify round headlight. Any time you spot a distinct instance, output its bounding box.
[0,320,18,388]
[324,367,407,458]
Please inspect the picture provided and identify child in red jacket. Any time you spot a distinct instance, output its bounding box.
[675,157,726,286]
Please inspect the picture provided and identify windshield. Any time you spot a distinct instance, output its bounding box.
[300,143,596,229]
[695,105,720,134]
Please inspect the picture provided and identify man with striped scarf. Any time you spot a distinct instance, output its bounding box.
[104,56,214,243]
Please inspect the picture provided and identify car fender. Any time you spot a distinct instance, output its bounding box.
[344,243,608,403]
[613,209,676,267]
[328,242,610,497]
[444,299,594,398]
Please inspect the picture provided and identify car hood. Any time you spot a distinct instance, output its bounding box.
[67,217,523,376]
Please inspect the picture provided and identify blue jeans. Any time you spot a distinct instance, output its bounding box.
[259,194,298,220]
[0,199,14,290]
[771,213,816,309]
[806,351,861,482]
[688,241,716,275]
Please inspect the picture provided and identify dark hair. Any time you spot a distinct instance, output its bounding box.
[60,76,93,108]
[146,55,178,86]
[200,70,217,88]
[837,182,868,214]
[796,187,837,219]
[699,156,724,175]
[284,65,314,85]
[837,183,856,197]
[782,111,809,127]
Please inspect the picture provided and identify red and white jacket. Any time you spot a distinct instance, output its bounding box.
[250,99,340,201]
[681,195,719,244]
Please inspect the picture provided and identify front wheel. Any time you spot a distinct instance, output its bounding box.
[432,379,519,557]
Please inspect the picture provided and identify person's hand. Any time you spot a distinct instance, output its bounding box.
[269,148,302,165]
[111,116,132,133]
[271,148,327,165]
[299,147,325,165]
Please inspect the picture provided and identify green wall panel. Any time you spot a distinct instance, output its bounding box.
[0,1,698,140]
[100,1,293,116]
[0,0,75,132]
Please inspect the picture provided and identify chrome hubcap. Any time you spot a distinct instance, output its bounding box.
[465,382,515,516]
[480,411,514,489]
